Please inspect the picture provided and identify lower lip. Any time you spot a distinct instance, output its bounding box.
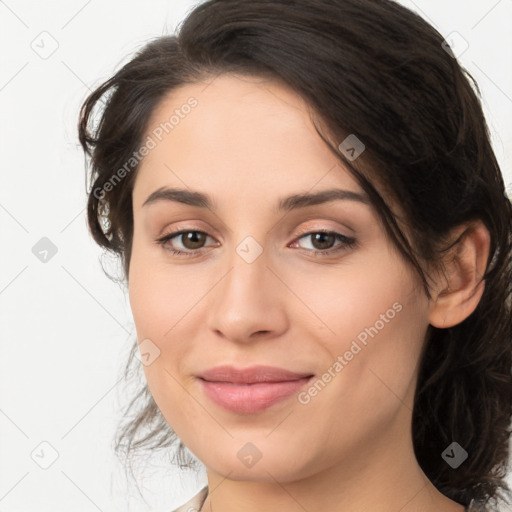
[199,377,313,414]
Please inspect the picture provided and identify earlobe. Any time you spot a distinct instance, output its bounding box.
[428,220,491,329]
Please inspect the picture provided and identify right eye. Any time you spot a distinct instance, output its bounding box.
[155,229,218,256]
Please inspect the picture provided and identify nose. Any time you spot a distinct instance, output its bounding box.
[206,241,289,344]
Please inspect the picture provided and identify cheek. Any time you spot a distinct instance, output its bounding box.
[128,238,194,340]
[128,255,202,431]
[285,247,424,347]
[128,266,167,340]
[127,240,211,410]
[287,244,429,401]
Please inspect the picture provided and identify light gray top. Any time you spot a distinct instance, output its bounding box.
[172,486,208,512]
[171,486,487,512]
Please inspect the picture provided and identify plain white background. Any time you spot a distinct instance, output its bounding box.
[0,1,511,510]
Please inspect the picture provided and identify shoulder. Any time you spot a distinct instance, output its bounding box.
[171,486,209,512]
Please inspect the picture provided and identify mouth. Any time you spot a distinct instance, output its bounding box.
[197,365,315,414]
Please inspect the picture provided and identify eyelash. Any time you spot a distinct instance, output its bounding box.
[155,228,357,258]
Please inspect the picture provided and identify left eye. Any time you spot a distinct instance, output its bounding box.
[292,230,355,252]
[155,229,356,257]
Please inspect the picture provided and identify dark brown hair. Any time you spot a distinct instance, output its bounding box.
[78,0,512,508]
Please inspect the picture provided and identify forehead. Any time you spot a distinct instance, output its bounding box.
[146,73,313,135]
[133,73,361,206]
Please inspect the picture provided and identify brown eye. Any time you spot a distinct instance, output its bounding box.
[178,231,208,250]
[309,232,337,251]
[156,230,215,255]
[292,230,356,256]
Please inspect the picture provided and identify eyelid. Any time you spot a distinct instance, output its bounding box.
[157,221,354,243]
[292,223,354,238]
[155,220,217,239]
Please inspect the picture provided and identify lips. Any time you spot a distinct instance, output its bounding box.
[197,365,314,414]
[198,365,313,384]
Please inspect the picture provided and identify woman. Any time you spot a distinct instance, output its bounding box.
[78,0,511,510]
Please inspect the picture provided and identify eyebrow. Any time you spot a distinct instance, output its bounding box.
[142,186,370,211]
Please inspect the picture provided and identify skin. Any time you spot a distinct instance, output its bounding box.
[128,74,488,512]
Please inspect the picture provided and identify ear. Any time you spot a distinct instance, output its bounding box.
[428,220,491,329]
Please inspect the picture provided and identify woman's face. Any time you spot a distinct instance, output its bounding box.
[128,74,431,483]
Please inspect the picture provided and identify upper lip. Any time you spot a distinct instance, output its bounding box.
[198,365,314,384]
